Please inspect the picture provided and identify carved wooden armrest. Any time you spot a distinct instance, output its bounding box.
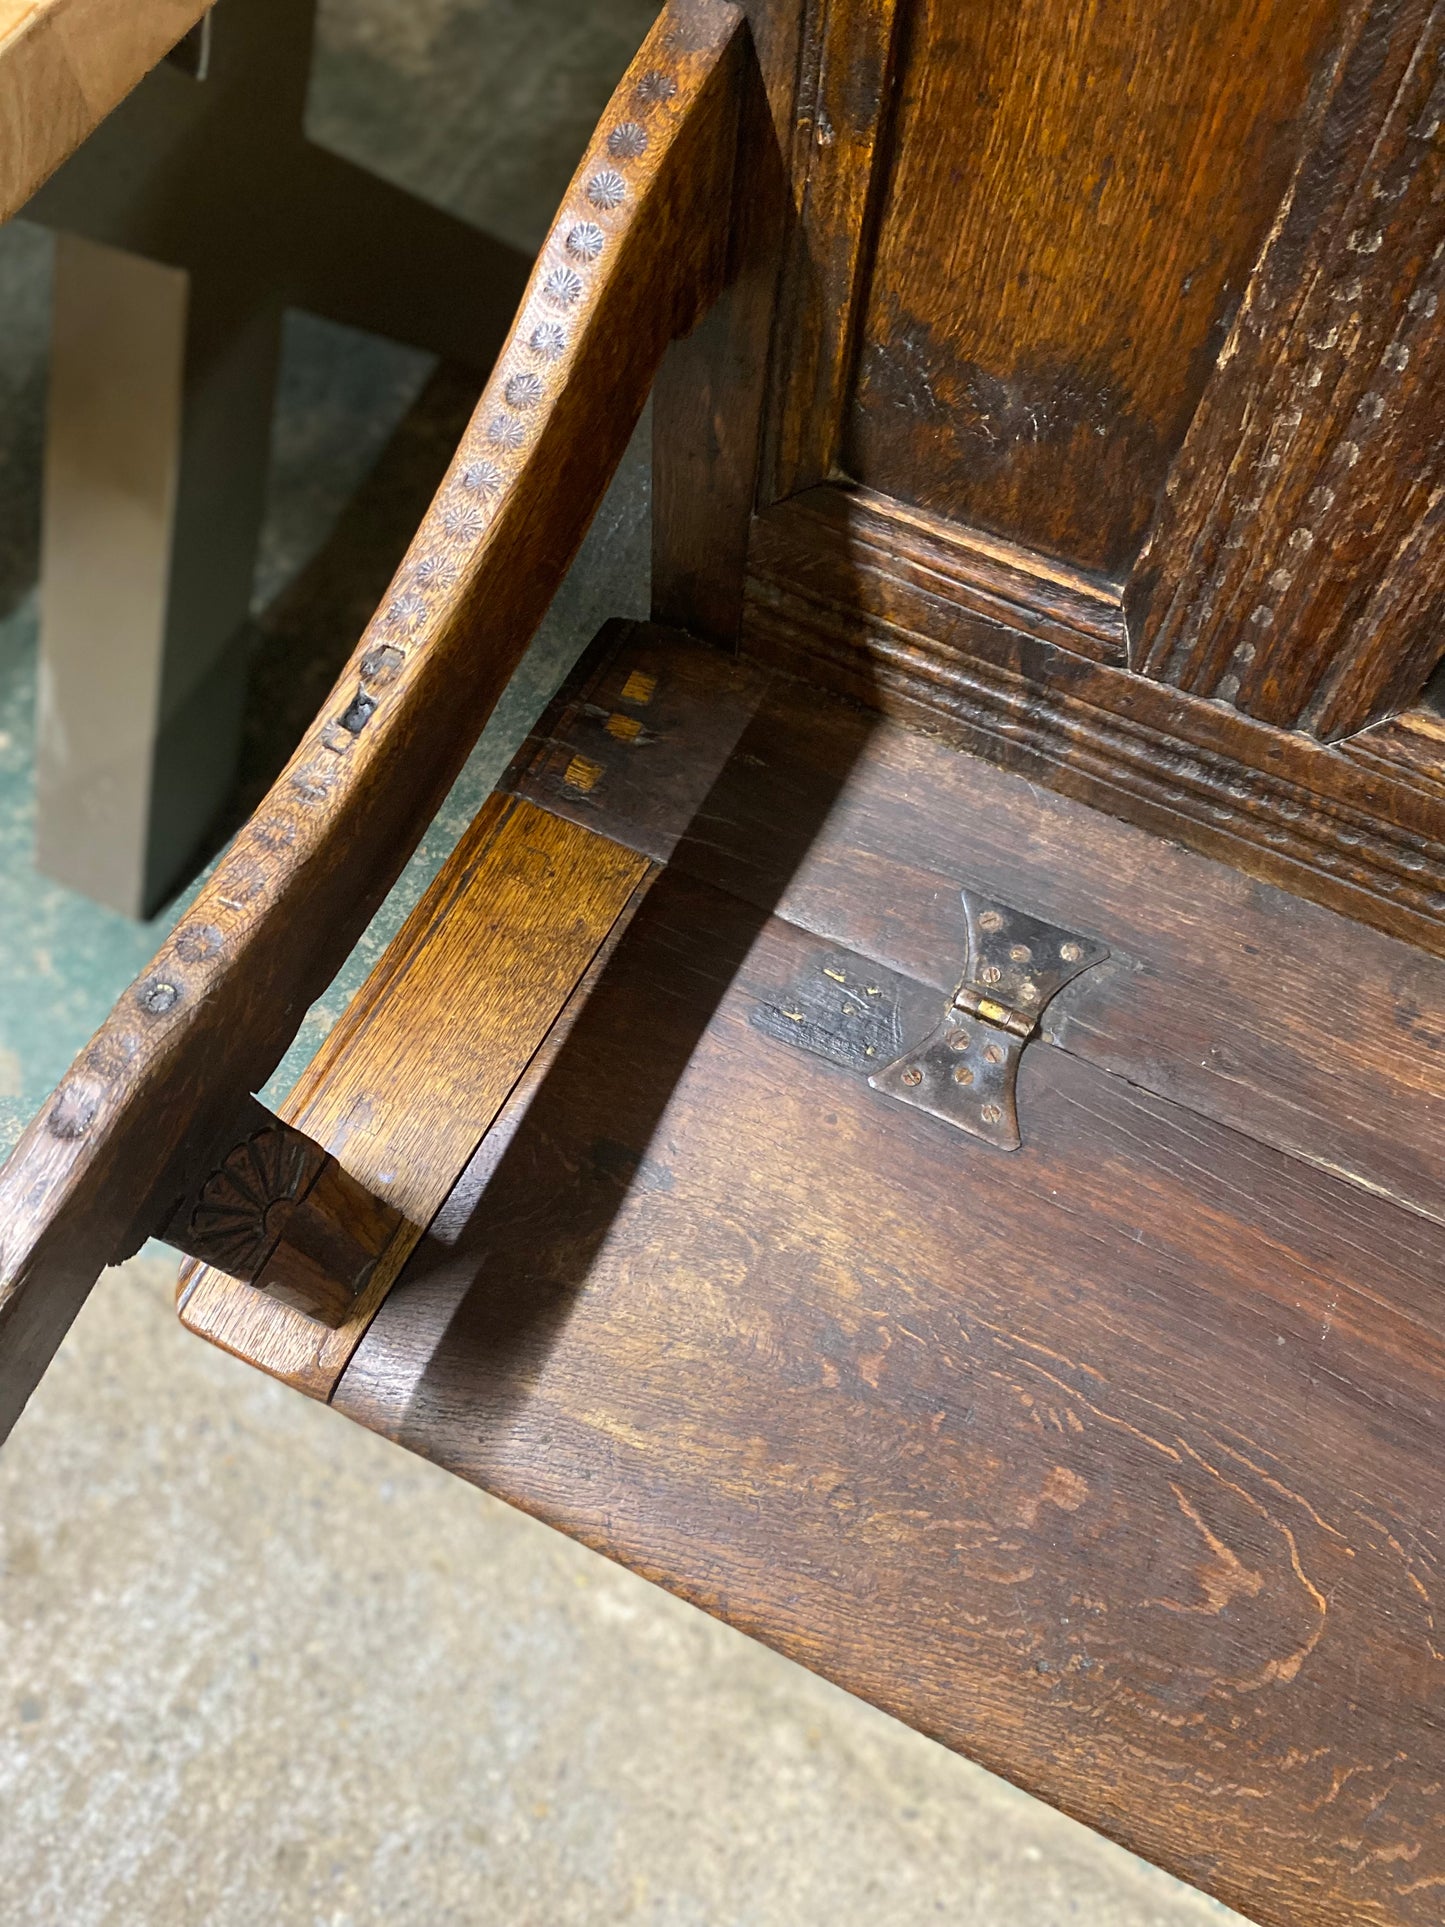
[0,0,746,1441]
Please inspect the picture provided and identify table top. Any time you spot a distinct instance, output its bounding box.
[1,0,210,221]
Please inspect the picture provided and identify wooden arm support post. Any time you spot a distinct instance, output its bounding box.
[0,0,747,1442]
[163,1100,409,1329]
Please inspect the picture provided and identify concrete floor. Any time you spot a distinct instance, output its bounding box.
[1,1256,1245,1927]
[0,2,1254,1919]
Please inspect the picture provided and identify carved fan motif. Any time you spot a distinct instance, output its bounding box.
[186,1127,323,1278]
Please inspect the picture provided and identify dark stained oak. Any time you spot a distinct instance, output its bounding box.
[742,485,1445,956]
[762,0,904,500]
[335,866,1445,1927]
[164,1097,409,1328]
[3,5,1445,1920]
[1130,0,1445,738]
[492,624,1445,1231]
[174,617,1442,1923]
[651,28,794,644]
[839,0,1349,574]
[179,796,651,1396]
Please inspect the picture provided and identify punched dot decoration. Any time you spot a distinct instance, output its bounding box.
[608,121,648,160]
[460,459,503,495]
[504,371,545,409]
[385,592,427,634]
[415,553,458,588]
[566,222,605,262]
[587,169,627,210]
[542,266,585,308]
[441,503,486,543]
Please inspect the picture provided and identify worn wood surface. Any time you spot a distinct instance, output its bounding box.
[0,0,744,1445]
[731,0,1445,900]
[1130,0,1445,738]
[743,485,1445,956]
[1140,0,1445,736]
[651,28,791,644]
[334,862,1445,1927]
[837,0,1349,574]
[0,0,210,220]
[178,796,650,1394]
[503,618,772,860]
[497,623,1445,1228]
[763,0,904,500]
[1344,699,1445,799]
[169,620,1444,1921]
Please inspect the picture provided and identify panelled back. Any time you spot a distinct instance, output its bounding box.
[716,0,1445,959]
[842,0,1348,576]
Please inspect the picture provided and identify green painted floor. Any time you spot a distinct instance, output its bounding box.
[0,3,1250,1921]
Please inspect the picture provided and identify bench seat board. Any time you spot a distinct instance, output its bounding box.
[334,862,1445,1927]
[183,624,1445,1925]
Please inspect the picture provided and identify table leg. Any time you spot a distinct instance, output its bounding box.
[37,233,281,916]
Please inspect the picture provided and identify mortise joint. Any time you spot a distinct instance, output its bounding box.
[340,690,378,734]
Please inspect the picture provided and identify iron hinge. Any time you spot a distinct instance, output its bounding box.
[869,890,1108,1150]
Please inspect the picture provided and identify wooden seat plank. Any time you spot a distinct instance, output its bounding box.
[510,625,1445,1226]
[334,864,1445,1927]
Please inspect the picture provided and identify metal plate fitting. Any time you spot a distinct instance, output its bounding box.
[869,892,1107,1149]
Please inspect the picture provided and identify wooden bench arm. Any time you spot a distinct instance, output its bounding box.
[0,0,746,1443]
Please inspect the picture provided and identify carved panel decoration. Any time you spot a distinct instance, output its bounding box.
[181,1119,325,1280]
[1129,0,1445,738]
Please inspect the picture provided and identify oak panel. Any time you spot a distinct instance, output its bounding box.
[843,0,1347,573]
[178,797,651,1395]
[1130,0,1445,737]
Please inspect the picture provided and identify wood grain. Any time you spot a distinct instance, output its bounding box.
[1130,0,1445,738]
[840,0,1349,574]
[491,622,1445,1228]
[179,796,651,1395]
[0,0,210,220]
[742,484,1445,955]
[335,868,1445,1927]
[650,97,774,636]
[502,617,772,860]
[0,0,744,1444]
[763,0,903,499]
